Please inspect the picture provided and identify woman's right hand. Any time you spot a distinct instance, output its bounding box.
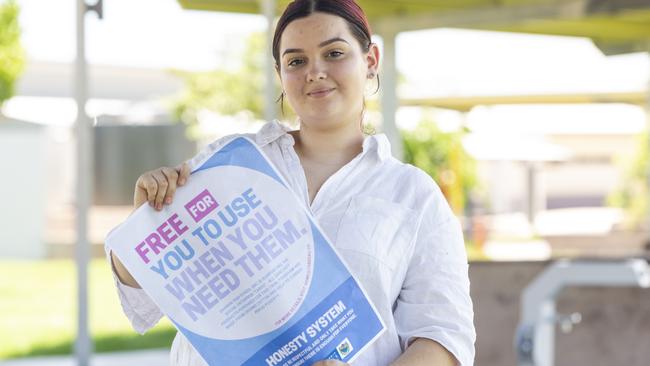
[134,162,191,211]
[112,162,191,289]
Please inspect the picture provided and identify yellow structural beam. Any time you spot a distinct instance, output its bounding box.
[399,91,648,111]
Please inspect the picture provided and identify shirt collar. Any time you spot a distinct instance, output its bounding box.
[255,120,392,162]
[365,133,392,162]
[255,119,293,146]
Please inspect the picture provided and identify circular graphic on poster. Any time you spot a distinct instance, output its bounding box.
[155,165,314,340]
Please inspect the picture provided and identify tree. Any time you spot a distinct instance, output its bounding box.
[402,117,477,215]
[0,0,25,108]
[170,32,282,131]
[608,132,650,229]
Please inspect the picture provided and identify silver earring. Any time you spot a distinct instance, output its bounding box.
[367,72,375,79]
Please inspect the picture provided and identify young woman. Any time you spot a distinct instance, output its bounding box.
[107,1,475,365]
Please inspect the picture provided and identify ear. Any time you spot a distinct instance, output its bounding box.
[366,43,380,76]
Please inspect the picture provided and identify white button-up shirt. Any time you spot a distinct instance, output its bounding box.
[106,120,475,366]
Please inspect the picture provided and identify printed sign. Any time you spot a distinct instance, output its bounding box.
[106,137,385,365]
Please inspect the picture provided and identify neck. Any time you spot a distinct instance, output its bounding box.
[293,119,364,165]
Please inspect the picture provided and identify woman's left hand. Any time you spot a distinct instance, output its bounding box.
[312,361,350,366]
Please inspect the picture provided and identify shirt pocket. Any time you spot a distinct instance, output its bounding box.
[334,195,418,273]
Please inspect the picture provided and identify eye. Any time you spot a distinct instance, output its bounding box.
[287,58,305,67]
[328,50,344,58]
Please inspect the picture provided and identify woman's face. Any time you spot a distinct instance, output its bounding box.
[277,12,378,131]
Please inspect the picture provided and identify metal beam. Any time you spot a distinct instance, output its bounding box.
[374,0,588,34]
[496,17,650,41]
[400,91,649,111]
[179,0,260,14]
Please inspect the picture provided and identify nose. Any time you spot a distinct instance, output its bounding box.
[306,61,327,82]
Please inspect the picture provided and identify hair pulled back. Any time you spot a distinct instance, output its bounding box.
[272,0,373,68]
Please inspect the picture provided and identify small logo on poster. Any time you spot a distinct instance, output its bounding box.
[336,338,353,359]
[185,189,218,222]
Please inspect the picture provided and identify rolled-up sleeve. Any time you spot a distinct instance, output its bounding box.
[104,241,163,334]
[393,194,476,366]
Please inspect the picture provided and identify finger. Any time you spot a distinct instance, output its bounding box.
[161,167,179,205]
[137,174,158,207]
[177,162,190,186]
[133,176,149,208]
[151,170,169,210]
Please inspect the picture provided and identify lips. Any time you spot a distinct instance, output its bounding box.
[307,88,335,98]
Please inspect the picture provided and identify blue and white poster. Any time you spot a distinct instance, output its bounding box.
[106,137,385,365]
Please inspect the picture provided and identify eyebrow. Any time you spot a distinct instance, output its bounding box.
[282,37,350,57]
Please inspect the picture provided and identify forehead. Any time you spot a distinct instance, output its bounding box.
[280,12,354,51]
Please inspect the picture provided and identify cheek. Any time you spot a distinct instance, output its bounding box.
[334,60,367,93]
[281,72,303,93]
[280,72,305,109]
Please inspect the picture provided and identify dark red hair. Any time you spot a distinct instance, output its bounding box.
[272,0,373,68]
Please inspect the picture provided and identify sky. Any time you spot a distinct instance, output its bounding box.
[18,0,266,70]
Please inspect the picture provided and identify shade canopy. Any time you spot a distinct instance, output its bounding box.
[176,0,650,158]
[179,0,650,54]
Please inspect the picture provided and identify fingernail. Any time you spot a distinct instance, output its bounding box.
[165,197,172,204]
[179,179,185,185]
[156,204,162,210]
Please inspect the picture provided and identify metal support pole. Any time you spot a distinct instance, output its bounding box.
[75,1,101,364]
[260,0,277,123]
[646,42,650,239]
[526,161,545,226]
[75,0,91,364]
[378,30,404,160]
[526,162,536,225]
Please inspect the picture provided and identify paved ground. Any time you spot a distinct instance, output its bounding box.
[0,350,169,366]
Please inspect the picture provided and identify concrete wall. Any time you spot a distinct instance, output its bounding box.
[94,123,196,205]
[0,120,47,258]
[470,260,650,366]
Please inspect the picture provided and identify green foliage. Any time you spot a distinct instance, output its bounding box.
[402,118,477,214]
[5,327,176,359]
[608,131,649,228]
[0,0,25,107]
[0,259,175,359]
[170,32,281,132]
